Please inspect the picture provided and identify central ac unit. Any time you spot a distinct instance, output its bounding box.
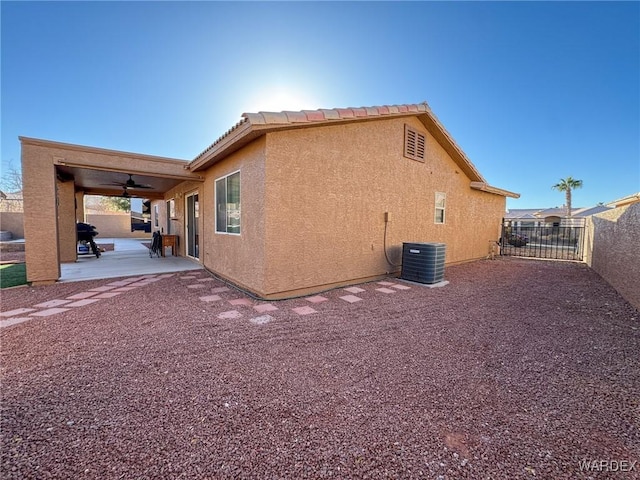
[400,242,446,284]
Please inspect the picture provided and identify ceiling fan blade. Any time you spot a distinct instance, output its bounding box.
[126,174,153,189]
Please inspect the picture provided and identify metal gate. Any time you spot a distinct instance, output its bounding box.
[500,218,586,261]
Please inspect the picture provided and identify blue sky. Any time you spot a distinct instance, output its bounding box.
[2,1,638,209]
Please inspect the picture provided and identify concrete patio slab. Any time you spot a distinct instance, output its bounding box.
[60,238,202,283]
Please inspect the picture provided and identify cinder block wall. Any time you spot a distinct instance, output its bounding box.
[0,212,25,238]
[85,213,152,239]
[585,203,640,310]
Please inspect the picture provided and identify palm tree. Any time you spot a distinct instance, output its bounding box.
[552,177,583,217]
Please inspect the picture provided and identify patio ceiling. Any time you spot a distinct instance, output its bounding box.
[56,165,188,200]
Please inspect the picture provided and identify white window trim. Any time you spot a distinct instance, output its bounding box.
[435,192,446,224]
[215,170,241,236]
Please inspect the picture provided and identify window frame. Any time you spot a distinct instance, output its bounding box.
[404,124,426,162]
[215,170,241,235]
[435,192,446,224]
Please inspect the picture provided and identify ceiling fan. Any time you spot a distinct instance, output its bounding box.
[102,174,153,190]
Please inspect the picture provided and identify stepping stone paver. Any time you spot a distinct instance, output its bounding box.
[376,288,396,294]
[377,281,394,286]
[1,308,36,317]
[344,287,365,294]
[229,298,253,306]
[292,306,317,315]
[66,299,101,307]
[107,280,138,286]
[0,317,32,328]
[66,291,100,300]
[392,284,411,290]
[306,295,328,303]
[33,300,72,308]
[30,308,70,317]
[340,295,363,303]
[211,287,231,293]
[254,304,278,313]
[198,278,215,282]
[88,286,117,292]
[187,284,207,289]
[93,292,123,299]
[200,295,222,302]
[218,310,242,320]
[180,275,197,280]
[250,315,273,325]
[112,287,138,292]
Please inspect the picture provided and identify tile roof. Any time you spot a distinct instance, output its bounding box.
[506,206,613,219]
[192,103,431,163]
[243,103,430,126]
[188,101,518,198]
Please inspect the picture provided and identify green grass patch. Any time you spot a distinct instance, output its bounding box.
[1,263,28,289]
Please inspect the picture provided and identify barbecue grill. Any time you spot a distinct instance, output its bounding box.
[77,222,101,258]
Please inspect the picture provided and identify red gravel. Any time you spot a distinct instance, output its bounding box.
[1,258,638,479]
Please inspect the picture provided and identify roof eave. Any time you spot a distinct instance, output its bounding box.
[417,111,485,183]
[470,181,520,198]
[189,121,256,172]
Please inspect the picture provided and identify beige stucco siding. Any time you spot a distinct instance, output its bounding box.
[261,117,505,297]
[585,204,640,310]
[57,180,77,262]
[21,143,61,283]
[193,137,267,293]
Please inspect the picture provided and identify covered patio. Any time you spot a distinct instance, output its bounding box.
[20,137,204,285]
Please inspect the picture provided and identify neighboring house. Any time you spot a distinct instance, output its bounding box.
[0,190,24,213]
[607,192,640,208]
[505,205,613,228]
[0,190,25,239]
[21,102,519,298]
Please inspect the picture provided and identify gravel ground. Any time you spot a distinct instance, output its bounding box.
[1,258,638,479]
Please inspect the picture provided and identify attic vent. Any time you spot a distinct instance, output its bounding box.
[404,124,426,162]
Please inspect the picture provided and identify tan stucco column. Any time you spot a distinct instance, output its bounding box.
[57,180,77,263]
[75,191,85,222]
[21,143,61,284]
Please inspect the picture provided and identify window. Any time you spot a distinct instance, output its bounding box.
[404,124,426,162]
[435,192,446,224]
[215,171,241,234]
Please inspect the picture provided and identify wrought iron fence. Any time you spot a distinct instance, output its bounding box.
[500,219,586,261]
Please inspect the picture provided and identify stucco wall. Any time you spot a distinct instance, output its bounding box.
[154,179,203,255]
[21,143,61,283]
[260,117,505,297]
[585,203,640,310]
[200,138,267,293]
[85,213,152,239]
[57,180,77,262]
[0,212,25,238]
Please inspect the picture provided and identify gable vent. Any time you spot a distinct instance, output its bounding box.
[404,124,426,162]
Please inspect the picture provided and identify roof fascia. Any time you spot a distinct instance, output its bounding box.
[19,136,189,165]
[188,121,255,172]
[416,112,485,183]
[470,181,520,198]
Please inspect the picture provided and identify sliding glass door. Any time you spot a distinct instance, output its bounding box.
[185,192,199,259]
